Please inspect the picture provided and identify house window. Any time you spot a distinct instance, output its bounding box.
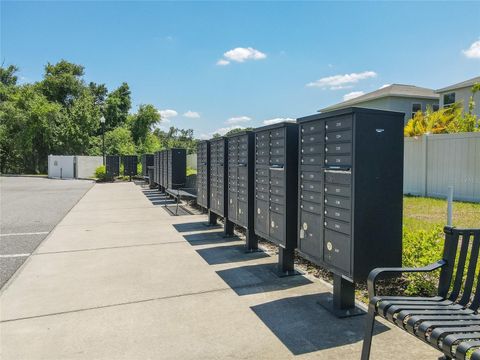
[411,103,422,118]
[432,104,439,111]
[443,92,456,106]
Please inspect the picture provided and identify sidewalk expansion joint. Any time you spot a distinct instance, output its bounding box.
[0,287,232,324]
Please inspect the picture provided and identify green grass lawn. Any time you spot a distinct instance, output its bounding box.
[404,195,480,231]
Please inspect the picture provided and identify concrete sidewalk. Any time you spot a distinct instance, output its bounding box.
[0,182,440,359]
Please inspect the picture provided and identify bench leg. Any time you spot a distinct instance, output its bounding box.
[361,304,376,360]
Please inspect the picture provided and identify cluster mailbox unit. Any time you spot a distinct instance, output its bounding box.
[106,155,120,179]
[208,137,231,235]
[158,150,167,191]
[153,151,160,186]
[167,148,187,189]
[196,141,210,210]
[226,131,257,250]
[296,107,404,316]
[253,122,299,275]
[141,154,154,177]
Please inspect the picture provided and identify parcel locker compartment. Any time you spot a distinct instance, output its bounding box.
[324,183,351,197]
[228,194,237,221]
[255,200,269,235]
[270,156,285,165]
[256,183,269,193]
[256,168,268,177]
[270,194,285,205]
[269,211,285,244]
[300,180,323,193]
[256,191,268,201]
[256,176,269,185]
[270,177,283,187]
[270,128,285,139]
[237,201,248,226]
[323,229,351,274]
[300,171,323,182]
[324,218,351,235]
[300,190,323,204]
[325,155,352,167]
[256,156,269,165]
[257,148,269,157]
[301,120,324,135]
[301,133,324,144]
[299,210,323,260]
[300,200,322,214]
[325,130,352,143]
[270,185,284,196]
[325,171,351,185]
[301,155,324,165]
[325,142,352,155]
[325,116,353,132]
[271,138,284,147]
[271,147,284,156]
[324,195,351,210]
[270,203,284,214]
[301,144,324,155]
[324,206,351,223]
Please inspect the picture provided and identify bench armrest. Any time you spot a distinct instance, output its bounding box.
[367,259,446,298]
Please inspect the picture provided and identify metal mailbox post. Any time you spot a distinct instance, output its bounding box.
[167,148,187,189]
[196,141,210,211]
[208,137,231,236]
[106,155,120,180]
[226,131,257,251]
[296,107,404,317]
[141,154,154,177]
[253,122,299,276]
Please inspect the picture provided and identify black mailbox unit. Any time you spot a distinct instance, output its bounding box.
[158,150,166,191]
[162,150,169,190]
[141,154,154,177]
[167,148,187,189]
[296,107,404,317]
[196,141,210,210]
[226,131,257,250]
[208,137,231,234]
[122,155,138,179]
[106,155,120,180]
[154,151,160,186]
[254,122,299,275]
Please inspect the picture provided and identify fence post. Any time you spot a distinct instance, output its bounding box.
[423,134,428,197]
[447,186,454,226]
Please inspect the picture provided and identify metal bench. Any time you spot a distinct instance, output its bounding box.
[362,227,480,360]
[164,175,198,216]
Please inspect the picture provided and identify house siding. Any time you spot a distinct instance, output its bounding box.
[438,86,480,117]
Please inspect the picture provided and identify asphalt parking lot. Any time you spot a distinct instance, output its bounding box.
[0,176,94,288]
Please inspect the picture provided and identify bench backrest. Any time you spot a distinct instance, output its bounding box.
[439,227,480,310]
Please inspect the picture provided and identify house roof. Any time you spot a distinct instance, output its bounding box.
[319,84,439,112]
[436,76,480,93]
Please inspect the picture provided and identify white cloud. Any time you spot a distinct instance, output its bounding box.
[343,91,365,101]
[226,116,251,124]
[216,59,230,66]
[183,111,200,118]
[263,117,295,126]
[463,39,480,59]
[379,84,391,89]
[306,71,377,89]
[217,47,266,65]
[199,125,245,139]
[159,109,178,119]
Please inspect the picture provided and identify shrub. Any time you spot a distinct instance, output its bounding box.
[95,165,107,182]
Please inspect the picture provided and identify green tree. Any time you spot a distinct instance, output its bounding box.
[40,60,85,106]
[130,104,161,144]
[104,82,131,130]
[104,127,136,155]
[0,64,18,86]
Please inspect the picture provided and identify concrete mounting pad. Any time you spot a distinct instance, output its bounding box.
[0,182,441,359]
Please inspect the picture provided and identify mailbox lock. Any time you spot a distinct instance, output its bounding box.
[238,208,242,214]
[325,188,328,192]
[257,208,261,214]
[303,222,308,230]
[327,242,333,251]
[271,220,275,228]
[325,125,329,129]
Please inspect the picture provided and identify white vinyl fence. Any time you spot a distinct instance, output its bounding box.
[48,155,103,179]
[187,153,197,170]
[404,133,480,202]
[76,156,103,179]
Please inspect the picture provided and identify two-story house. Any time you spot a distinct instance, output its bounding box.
[436,76,480,117]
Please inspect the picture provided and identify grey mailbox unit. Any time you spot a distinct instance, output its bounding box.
[196,141,210,210]
[208,137,231,234]
[167,148,187,189]
[141,154,154,177]
[296,107,404,317]
[153,151,160,186]
[122,155,138,180]
[162,150,168,190]
[254,122,299,275]
[226,131,257,250]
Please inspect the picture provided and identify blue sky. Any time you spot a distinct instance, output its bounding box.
[1,1,479,138]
